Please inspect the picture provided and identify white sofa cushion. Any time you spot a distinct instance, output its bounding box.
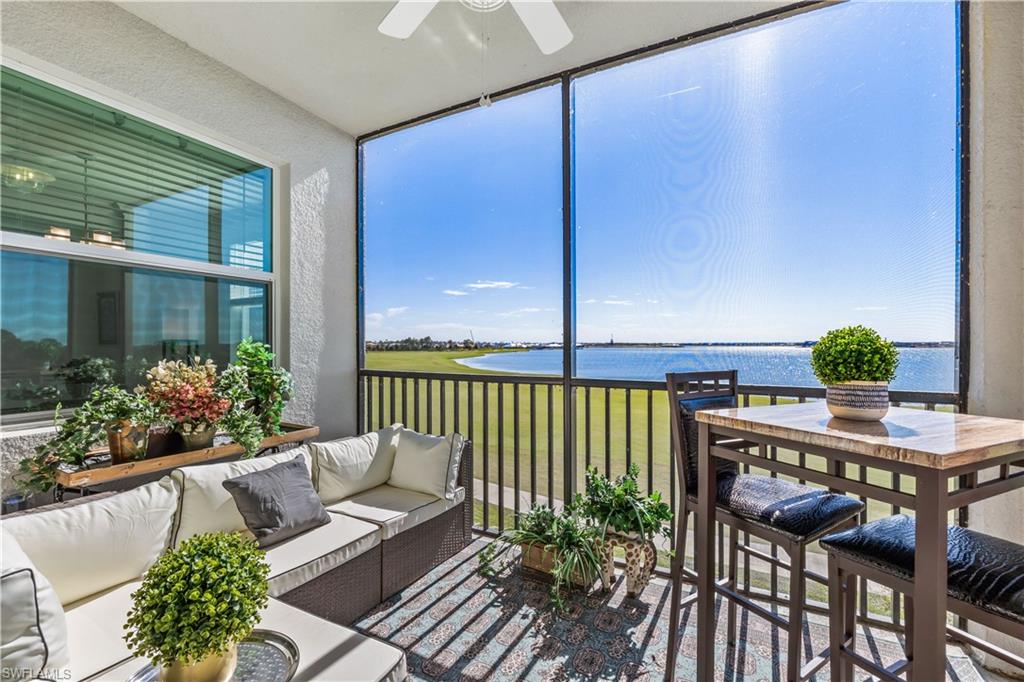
[387,429,464,500]
[97,598,407,682]
[313,424,401,505]
[265,513,381,597]
[64,581,139,681]
[3,477,178,605]
[0,528,71,680]
[170,446,312,547]
[326,485,466,540]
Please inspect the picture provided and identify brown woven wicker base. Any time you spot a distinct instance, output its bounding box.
[381,504,469,600]
[277,543,383,625]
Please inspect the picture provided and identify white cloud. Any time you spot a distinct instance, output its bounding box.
[386,306,409,317]
[366,312,384,327]
[583,299,597,304]
[853,306,888,312]
[603,299,634,306]
[466,280,519,289]
[498,307,555,318]
[645,299,659,304]
[443,289,469,296]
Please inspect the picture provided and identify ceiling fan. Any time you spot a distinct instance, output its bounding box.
[379,0,573,55]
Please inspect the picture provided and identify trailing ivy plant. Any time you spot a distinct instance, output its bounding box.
[810,325,899,386]
[581,463,673,543]
[15,386,160,493]
[479,504,604,611]
[124,532,269,668]
[215,364,264,458]
[234,338,293,435]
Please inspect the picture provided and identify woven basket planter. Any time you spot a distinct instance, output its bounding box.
[520,544,590,587]
[825,381,890,421]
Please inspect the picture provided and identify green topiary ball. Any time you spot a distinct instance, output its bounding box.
[124,532,269,667]
[810,325,899,386]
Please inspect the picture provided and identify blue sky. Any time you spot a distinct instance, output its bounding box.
[362,1,958,345]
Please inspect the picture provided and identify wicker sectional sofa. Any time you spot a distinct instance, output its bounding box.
[0,426,473,681]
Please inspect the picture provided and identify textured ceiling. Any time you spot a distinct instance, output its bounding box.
[118,1,793,137]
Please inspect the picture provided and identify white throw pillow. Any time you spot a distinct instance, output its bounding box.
[1,528,71,680]
[387,429,464,500]
[170,446,312,547]
[313,424,402,504]
[3,477,179,605]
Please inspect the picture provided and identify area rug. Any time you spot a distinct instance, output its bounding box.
[353,539,992,681]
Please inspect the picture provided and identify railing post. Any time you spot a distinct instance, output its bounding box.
[560,74,577,505]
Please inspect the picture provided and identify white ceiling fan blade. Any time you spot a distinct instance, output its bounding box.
[509,0,573,55]
[378,0,440,39]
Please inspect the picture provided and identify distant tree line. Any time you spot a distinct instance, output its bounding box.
[367,337,508,351]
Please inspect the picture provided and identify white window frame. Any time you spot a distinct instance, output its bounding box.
[0,49,289,429]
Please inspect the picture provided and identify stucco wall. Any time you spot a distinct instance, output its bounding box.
[0,0,358,493]
[965,1,1024,674]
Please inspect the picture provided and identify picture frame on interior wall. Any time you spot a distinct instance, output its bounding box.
[0,47,291,426]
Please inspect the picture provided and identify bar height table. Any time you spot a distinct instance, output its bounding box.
[691,402,1024,682]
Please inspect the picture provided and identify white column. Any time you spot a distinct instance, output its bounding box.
[966,1,1024,674]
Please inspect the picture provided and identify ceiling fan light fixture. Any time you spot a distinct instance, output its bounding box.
[460,0,507,12]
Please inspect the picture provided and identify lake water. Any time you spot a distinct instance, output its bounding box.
[456,345,956,392]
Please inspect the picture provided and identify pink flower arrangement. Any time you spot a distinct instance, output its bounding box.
[142,358,230,432]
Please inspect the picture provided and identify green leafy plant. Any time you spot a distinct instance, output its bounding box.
[479,504,604,610]
[55,356,116,387]
[124,533,269,668]
[215,364,264,457]
[234,339,293,435]
[581,464,673,542]
[15,386,159,493]
[810,325,899,386]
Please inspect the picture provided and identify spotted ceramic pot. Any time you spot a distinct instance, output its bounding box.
[825,381,889,421]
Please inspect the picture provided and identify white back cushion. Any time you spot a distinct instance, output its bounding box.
[1,528,70,679]
[3,476,178,606]
[170,446,312,547]
[387,429,464,500]
[313,424,401,504]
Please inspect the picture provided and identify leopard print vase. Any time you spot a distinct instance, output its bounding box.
[600,533,657,597]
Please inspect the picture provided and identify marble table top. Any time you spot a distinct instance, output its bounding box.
[697,401,1024,470]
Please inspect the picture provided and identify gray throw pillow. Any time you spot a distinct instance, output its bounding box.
[222,454,330,547]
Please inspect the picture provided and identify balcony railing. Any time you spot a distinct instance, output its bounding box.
[357,367,961,633]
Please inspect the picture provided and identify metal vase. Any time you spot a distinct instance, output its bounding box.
[825,381,890,421]
[160,645,237,682]
[106,420,150,464]
[177,424,216,451]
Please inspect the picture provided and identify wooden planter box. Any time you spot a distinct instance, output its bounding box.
[54,423,319,490]
[520,543,591,587]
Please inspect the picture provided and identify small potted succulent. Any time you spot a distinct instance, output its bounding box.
[479,504,604,610]
[580,464,672,596]
[811,325,899,421]
[124,532,269,682]
[141,358,230,451]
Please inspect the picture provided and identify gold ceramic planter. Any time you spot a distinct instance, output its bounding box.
[106,420,150,464]
[160,645,237,682]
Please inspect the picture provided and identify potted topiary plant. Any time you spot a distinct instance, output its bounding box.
[811,325,899,421]
[479,504,604,610]
[124,532,269,682]
[581,464,672,596]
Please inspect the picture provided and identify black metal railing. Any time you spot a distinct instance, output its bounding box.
[358,367,960,631]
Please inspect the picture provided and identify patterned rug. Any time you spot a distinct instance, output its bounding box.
[353,539,994,681]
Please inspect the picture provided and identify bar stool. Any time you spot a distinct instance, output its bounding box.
[664,370,864,681]
[821,514,1024,681]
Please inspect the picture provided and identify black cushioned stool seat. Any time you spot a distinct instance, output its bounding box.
[821,513,1024,625]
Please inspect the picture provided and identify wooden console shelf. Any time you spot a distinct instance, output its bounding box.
[54,423,319,490]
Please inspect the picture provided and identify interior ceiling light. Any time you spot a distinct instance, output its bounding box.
[1,163,55,194]
[379,0,573,55]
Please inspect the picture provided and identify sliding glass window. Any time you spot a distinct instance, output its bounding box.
[1,67,273,417]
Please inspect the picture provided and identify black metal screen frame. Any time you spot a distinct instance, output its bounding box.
[354,0,972,483]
